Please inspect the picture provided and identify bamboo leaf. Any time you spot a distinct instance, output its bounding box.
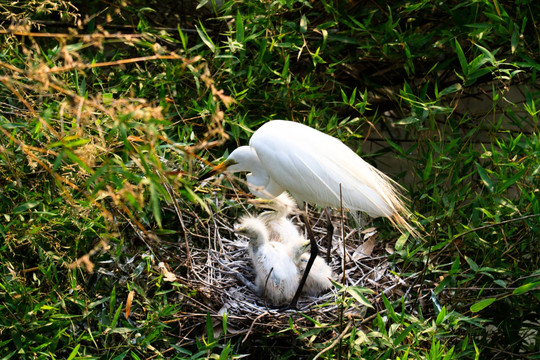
[475,162,495,193]
[470,298,496,312]
[439,83,462,97]
[196,22,216,53]
[300,14,308,33]
[513,281,540,295]
[13,201,41,213]
[236,10,244,42]
[346,286,374,308]
[454,39,468,76]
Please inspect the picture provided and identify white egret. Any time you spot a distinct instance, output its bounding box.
[205,120,416,308]
[235,216,300,306]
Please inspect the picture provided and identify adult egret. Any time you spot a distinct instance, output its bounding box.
[235,216,300,306]
[205,120,416,308]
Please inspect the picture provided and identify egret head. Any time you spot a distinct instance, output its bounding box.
[224,146,258,173]
[200,147,274,199]
[291,241,311,263]
[249,192,298,217]
[234,216,269,244]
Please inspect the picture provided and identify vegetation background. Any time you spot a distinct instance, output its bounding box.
[0,0,538,358]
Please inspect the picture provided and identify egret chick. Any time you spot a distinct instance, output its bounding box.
[297,252,333,296]
[290,242,334,296]
[235,216,300,306]
[249,193,302,243]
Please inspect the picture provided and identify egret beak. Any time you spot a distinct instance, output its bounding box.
[293,241,311,260]
[198,158,236,181]
[234,225,247,235]
[299,241,311,254]
[247,198,273,207]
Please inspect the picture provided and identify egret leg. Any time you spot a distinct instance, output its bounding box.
[235,272,260,295]
[324,209,334,263]
[288,211,319,309]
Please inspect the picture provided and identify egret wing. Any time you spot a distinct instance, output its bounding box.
[250,120,405,218]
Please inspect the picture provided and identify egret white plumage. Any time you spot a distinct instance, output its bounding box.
[235,216,300,306]
[205,120,416,308]
[286,240,334,296]
[250,192,335,263]
[248,193,302,243]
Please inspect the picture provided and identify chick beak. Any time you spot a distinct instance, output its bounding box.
[299,241,311,254]
[234,226,246,235]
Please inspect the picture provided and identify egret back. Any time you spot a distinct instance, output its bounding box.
[250,120,415,234]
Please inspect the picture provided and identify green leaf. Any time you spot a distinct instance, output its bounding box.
[340,88,348,103]
[394,232,409,251]
[111,350,130,360]
[349,87,357,105]
[110,327,134,334]
[110,303,123,329]
[196,22,215,53]
[423,151,433,181]
[498,168,526,193]
[454,39,468,76]
[474,43,496,66]
[470,298,496,312]
[150,182,162,227]
[465,256,479,272]
[206,312,214,343]
[236,10,244,43]
[110,286,117,317]
[394,116,421,125]
[178,25,188,51]
[220,343,231,360]
[439,83,462,97]
[382,294,397,321]
[13,201,41,213]
[513,281,540,295]
[281,54,290,79]
[436,306,447,325]
[450,256,460,274]
[66,344,80,360]
[64,149,93,173]
[300,14,308,33]
[393,323,417,346]
[475,162,495,193]
[346,286,374,308]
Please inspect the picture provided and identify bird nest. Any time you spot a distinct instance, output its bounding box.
[184,205,412,337]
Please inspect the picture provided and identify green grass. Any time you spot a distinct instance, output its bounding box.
[1,0,539,358]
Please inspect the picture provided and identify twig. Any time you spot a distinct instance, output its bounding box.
[242,312,271,343]
[313,320,353,360]
[453,214,540,240]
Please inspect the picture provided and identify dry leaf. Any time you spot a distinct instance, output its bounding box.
[352,237,376,260]
[158,262,177,282]
[125,290,134,319]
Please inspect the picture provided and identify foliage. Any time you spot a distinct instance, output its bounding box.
[0,0,539,358]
